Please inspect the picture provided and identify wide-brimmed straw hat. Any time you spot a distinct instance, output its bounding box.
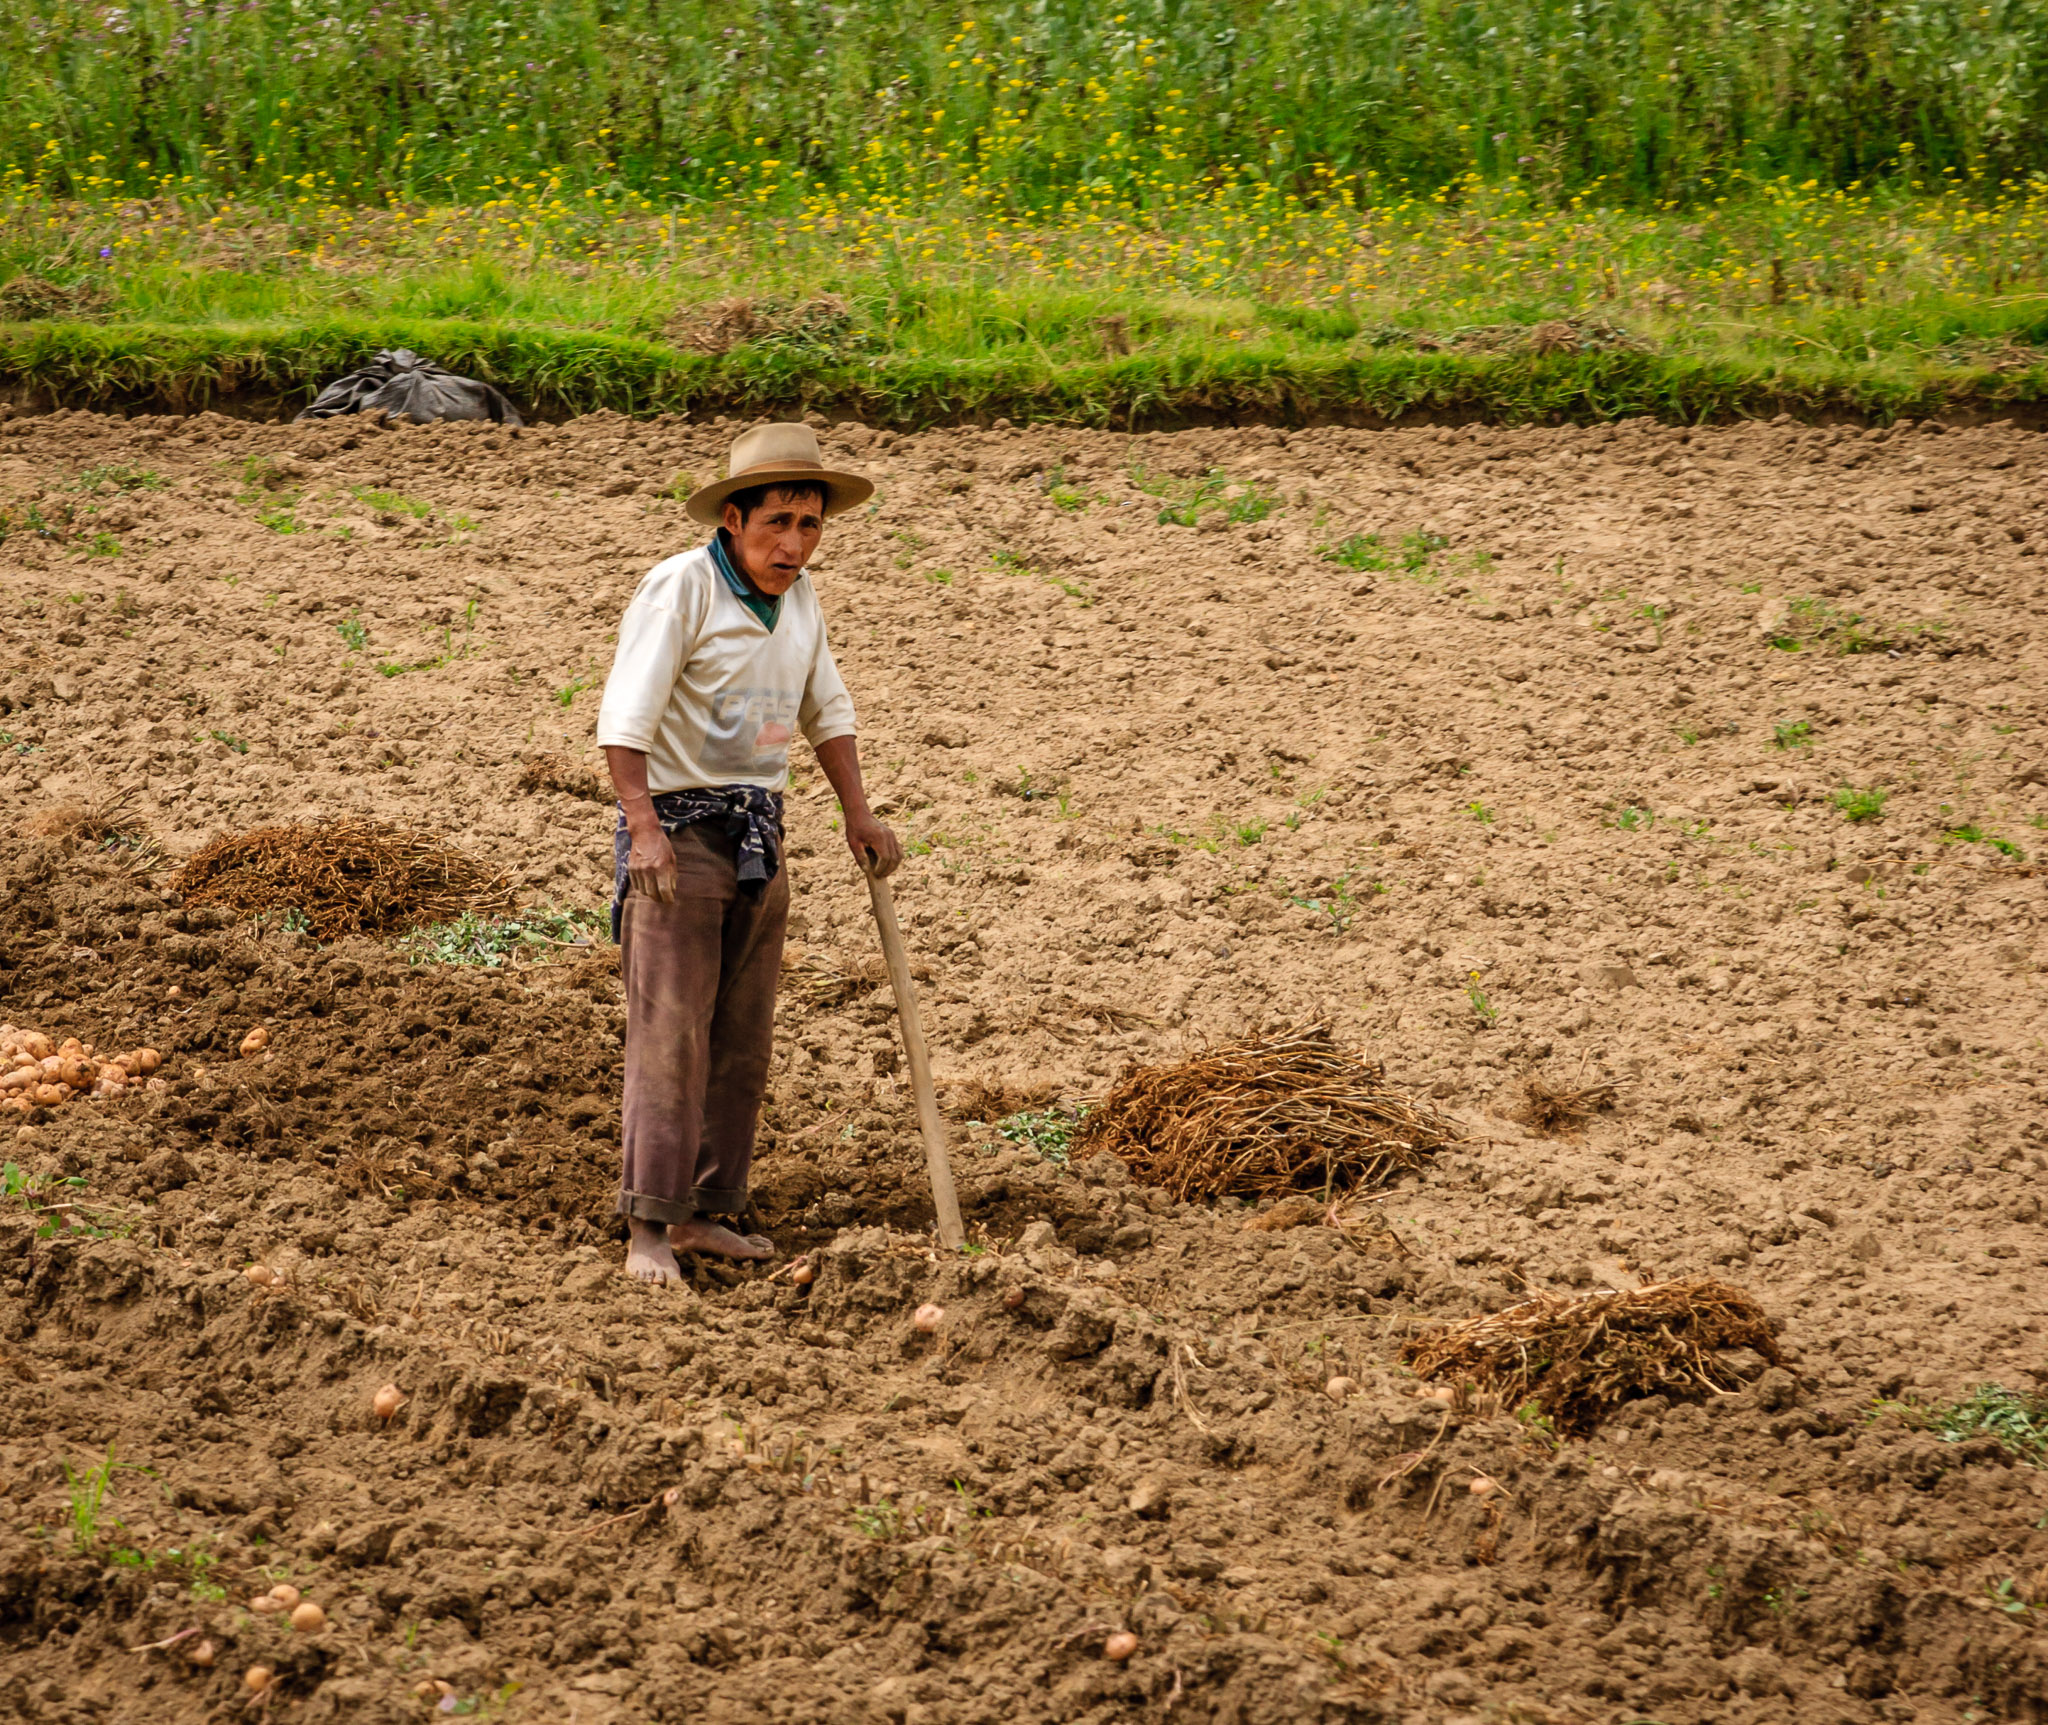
[684,422,874,525]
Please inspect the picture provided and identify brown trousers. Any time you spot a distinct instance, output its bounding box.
[616,822,787,1226]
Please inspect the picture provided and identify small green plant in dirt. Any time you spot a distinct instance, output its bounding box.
[1942,824,2025,861]
[1766,595,1894,655]
[60,1443,150,1550]
[354,486,434,520]
[890,528,928,568]
[396,906,604,968]
[254,495,304,534]
[335,614,370,653]
[553,672,598,709]
[996,1106,1084,1169]
[1773,719,1814,749]
[1323,532,1391,572]
[1041,464,1093,513]
[1466,970,1499,1027]
[378,599,484,677]
[208,729,248,755]
[1398,530,1450,576]
[7,1163,119,1241]
[73,465,164,495]
[990,548,1032,574]
[1608,804,1653,831]
[925,567,955,586]
[1833,785,1888,822]
[1988,1577,2041,1617]
[1139,467,1276,527]
[1287,872,1372,932]
[1466,801,1494,824]
[1674,724,1700,746]
[852,1499,904,1541]
[165,1547,227,1602]
[1232,817,1268,846]
[1932,1384,2048,1463]
[1225,481,1281,524]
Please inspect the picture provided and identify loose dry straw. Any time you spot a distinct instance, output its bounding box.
[176,817,513,943]
[1079,1026,1463,1202]
[1403,1276,1782,1436]
[1517,1074,1618,1138]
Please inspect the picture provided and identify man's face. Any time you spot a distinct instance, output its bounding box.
[723,488,825,596]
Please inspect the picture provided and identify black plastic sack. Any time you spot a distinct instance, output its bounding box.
[295,348,523,427]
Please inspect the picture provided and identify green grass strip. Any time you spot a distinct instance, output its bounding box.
[3,318,2043,428]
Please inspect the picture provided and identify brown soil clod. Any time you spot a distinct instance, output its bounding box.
[174,817,514,941]
[1516,1074,1619,1137]
[1402,1275,1784,1436]
[1080,1026,1463,1202]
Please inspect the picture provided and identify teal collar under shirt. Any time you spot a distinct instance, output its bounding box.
[710,529,782,632]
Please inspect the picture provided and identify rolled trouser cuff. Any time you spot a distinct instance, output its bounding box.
[617,1190,695,1227]
[614,1186,750,1226]
[686,1184,748,1218]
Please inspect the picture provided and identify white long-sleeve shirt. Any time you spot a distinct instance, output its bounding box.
[595,541,857,793]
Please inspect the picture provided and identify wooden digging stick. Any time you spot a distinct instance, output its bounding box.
[865,868,966,1250]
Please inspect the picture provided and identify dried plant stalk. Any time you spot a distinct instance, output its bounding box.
[516,753,612,803]
[1403,1276,1783,1436]
[1517,1075,1618,1137]
[26,790,143,845]
[784,951,887,1009]
[945,1078,1059,1122]
[175,818,514,943]
[1078,1026,1462,1202]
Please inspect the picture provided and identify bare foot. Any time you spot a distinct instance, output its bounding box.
[669,1218,775,1261]
[625,1219,688,1286]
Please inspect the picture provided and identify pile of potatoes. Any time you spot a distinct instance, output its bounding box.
[0,1026,162,1114]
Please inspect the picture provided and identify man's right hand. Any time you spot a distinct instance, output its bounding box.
[625,813,676,903]
[605,748,676,904]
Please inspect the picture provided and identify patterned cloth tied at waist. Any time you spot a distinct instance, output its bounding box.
[611,785,785,941]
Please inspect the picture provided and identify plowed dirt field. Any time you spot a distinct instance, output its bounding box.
[1,405,2045,1725]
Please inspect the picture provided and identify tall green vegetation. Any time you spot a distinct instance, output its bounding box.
[6,0,2045,208]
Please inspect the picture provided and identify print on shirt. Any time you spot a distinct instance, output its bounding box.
[701,685,804,776]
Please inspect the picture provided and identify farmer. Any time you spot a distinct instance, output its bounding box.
[597,423,901,1287]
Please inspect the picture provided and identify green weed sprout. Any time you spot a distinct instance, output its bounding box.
[1833,785,1888,822]
[61,1443,147,1549]
[1932,1384,2048,1464]
[996,1107,1084,1169]
[1324,533,1390,572]
[396,907,603,968]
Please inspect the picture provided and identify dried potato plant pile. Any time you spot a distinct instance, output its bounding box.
[1080,1026,1462,1202]
[175,818,514,942]
[1403,1276,1783,1436]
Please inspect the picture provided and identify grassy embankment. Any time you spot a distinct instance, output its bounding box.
[2,0,2044,423]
